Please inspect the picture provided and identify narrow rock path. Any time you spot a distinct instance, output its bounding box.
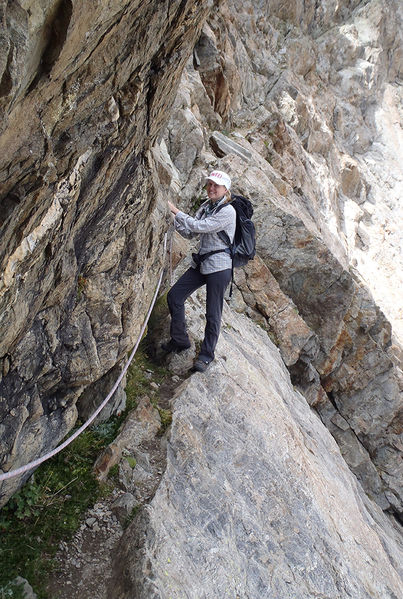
[46,353,191,599]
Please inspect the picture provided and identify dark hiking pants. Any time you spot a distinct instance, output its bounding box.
[167,267,232,362]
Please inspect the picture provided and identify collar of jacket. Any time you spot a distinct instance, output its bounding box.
[203,196,228,217]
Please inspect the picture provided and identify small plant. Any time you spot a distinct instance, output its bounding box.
[125,456,137,469]
[108,463,120,485]
[92,418,121,442]
[3,479,42,522]
[158,408,173,434]
[76,275,88,299]
[0,579,26,599]
[122,504,141,530]
[190,193,205,212]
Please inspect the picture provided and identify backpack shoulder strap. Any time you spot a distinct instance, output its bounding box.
[217,230,231,247]
[214,199,235,248]
[195,199,210,220]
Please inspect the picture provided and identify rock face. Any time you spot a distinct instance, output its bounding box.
[1,0,403,593]
[252,202,402,514]
[110,290,403,599]
[164,0,403,339]
[0,0,212,502]
[157,0,403,517]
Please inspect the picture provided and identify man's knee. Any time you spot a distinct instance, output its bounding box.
[167,286,184,311]
[167,288,176,310]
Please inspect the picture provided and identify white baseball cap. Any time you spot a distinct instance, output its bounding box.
[206,170,231,190]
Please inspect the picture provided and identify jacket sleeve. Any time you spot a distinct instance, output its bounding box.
[172,202,207,239]
[175,205,235,234]
[174,219,197,239]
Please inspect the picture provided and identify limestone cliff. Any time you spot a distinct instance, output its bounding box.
[0,0,402,595]
[156,0,403,518]
[0,0,213,502]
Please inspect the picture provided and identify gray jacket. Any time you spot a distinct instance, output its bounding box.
[174,197,236,274]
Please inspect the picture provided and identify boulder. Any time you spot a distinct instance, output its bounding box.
[111,493,138,525]
[209,131,252,161]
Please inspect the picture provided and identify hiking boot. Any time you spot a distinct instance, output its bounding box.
[192,358,211,373]
[161,339,191,353]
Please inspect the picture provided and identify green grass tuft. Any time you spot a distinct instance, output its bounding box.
[157,408,173,434]
[0,427,102,598]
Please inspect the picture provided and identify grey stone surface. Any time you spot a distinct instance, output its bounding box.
[0,0,213,505]
[111,493,137,525]
[93,395,168,509]
[111,295,403,599]
[13,577,37,599]
[209,131,252,161]
[251,200,402,511]
[161,0,403,517]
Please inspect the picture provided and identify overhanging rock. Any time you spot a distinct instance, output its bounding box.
[210,131,252,161]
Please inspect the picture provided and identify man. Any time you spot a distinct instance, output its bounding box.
[163,170,236,372]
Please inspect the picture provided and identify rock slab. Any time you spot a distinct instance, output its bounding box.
[110,294,403,599]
